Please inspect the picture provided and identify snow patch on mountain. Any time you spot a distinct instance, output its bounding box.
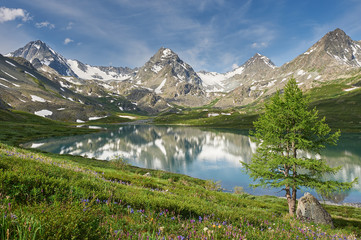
[151,64,163,73]
[297,70,306,76]
[34,109,53,117]
[25,71,37,79]
[88,116,106,121]
[198,66,245,92]
[67,60,131,81]
[162,48,173,58]
[344,87,360,92]
[5,60,16,67]
[31,95,47,102]
[0,78,20,87]
[1,70,17,80]
[0,82,9,88]
[155,79,167,94]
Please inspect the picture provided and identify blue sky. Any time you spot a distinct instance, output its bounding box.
[1,0,361,73]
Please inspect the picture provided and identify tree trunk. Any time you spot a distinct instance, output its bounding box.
[286,186,297,215]
[285,185,293,215]
[290,187,297,215]
[284,165,294,215]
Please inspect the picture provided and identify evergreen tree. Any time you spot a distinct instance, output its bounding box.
[243,78,357,215]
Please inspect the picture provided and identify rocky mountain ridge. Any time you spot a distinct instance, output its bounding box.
[2,28,361,120]
[214,28,361,108]
[6,40,137,81]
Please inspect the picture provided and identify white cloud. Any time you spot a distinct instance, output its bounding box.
[66,21,73,30]
[35,21,55,29]
[64,38,74,45]
[0,7,30,23]
[251,42,269,49]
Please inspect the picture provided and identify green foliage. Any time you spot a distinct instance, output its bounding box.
[243,78,357,214]
[204,180,222,191]
[109,157,129,170]
[233,186,245,195]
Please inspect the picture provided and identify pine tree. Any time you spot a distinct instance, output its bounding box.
[243,78,357,215]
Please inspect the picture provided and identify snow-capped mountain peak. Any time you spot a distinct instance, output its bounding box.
[161,48,175,59]
[6,40,75,76]
[303,28,361,67]
[198,53,276,92]
[244,53,276,70]
[7,41,137,81]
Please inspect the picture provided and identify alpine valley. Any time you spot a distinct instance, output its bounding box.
[1,28,361,123]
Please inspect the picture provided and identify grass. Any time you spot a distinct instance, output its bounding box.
[155,109,257,129]
[0,143,360,239]
[310,88,361,132]
[0,109,98,146]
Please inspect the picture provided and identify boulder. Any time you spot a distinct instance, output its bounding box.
[296,192,334,228]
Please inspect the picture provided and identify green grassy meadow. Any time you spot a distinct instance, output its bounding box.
[1,143,360,239]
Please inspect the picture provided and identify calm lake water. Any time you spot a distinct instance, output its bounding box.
[26,125,361,203]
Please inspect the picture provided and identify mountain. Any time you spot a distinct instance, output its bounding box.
[66,59,136,81]
[6,40,75,76]
[198,53,276,93]
[7,42,208,107]
[279,28,361,76]
[0,53,115,121]
[131,47,207,106]
[214,28,361,108]
[6,40,137,81]
[4,28,361,116]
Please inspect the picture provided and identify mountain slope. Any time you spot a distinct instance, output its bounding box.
[279,28,361,78]
[215,28,361,108]
[6,40,76,77]
[7,40,137,81]
[198,53,276,93]
[0,54,113,121]
[132,47,207,106]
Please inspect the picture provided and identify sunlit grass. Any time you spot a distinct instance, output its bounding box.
[1,143,360,239]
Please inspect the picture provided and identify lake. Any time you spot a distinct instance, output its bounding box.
[26,125,361,203]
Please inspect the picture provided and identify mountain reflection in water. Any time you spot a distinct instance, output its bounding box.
[27,125,361,203]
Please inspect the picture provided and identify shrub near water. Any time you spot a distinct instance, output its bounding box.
[0,143,360,239]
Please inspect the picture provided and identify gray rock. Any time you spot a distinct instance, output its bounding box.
[296,192,334,228]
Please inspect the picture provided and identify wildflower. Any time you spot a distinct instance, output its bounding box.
[218,225,221,229]
[213,225,216,228]
[159,227,164,232]
[203,227,209,232]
